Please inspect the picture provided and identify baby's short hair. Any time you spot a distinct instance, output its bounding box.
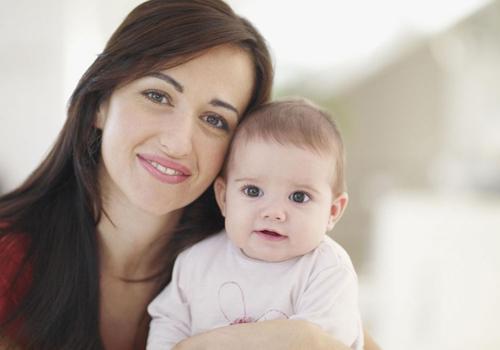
[226,98,346,194]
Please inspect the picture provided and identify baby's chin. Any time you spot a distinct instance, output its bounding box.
[240,247,299,263]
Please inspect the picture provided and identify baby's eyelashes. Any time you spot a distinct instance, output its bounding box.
[289,191,311,203]
[239,185,313,204]
[241,185,263,198]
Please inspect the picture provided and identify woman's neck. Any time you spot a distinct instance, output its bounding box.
[97,198,182,280]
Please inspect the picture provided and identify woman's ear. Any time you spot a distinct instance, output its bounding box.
[94,101,109,129]
[213,177,227,217]
[327,192,349,231]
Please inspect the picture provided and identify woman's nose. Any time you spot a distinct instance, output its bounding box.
[158,113,194,158]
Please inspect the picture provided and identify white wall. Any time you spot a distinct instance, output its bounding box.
[0,0,142,192]
[369,191,500,350]
[0,0,64,191]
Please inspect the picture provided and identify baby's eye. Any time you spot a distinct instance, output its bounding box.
[242,185,263,198]
[201,113,229,131]
[143,90,172,105]
[289,191,310,203]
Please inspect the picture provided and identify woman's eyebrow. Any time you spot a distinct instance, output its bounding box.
[147,72,184,93]
[210,99,240,118]
[146,72,240,118]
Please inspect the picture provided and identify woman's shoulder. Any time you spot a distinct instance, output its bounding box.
[0,232,31,273]
[0,231,30,251]
[0,231,32,319]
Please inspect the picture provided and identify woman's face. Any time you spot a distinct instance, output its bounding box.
[96,45,255,216]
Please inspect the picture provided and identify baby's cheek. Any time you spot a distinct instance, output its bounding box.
[224,217,246,247]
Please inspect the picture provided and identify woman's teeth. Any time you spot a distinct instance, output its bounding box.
[150,161,182,176]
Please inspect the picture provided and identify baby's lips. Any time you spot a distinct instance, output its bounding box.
[256,229,287,237]
[261,230,280,236]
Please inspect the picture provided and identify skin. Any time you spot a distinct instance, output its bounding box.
[364,330,383,350]
[174,320,378,350]
[1,46,383,350]
[95,44,255,350]
[214,139,348,262]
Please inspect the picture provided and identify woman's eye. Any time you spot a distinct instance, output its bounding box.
[201,113,228,131]
[242,185,263,198]
[143,90,171,105]
[289,191,310,203]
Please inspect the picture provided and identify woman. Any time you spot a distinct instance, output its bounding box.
[0,1,379,349]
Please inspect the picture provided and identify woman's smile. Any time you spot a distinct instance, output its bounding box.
[137,153,191,184]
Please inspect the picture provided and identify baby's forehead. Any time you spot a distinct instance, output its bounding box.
[226,137,338,179]
[224,99,346,193]
[230,134,338,161]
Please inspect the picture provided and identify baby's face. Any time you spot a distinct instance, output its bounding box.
[214,139,344,262]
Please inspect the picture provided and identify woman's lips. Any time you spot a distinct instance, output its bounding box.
[255,230,288,241]
[137,154,191,184]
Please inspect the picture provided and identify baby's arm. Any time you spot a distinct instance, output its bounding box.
[291,263,363,350]
[147,255,191,350]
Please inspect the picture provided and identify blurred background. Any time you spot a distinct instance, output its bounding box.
[1,0,499,349]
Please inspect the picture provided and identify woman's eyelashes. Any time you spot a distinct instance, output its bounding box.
[201,113,229,131]
[142,89,173,106]
[142,89,231,132]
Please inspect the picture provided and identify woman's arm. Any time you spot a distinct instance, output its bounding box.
[173,319,353,350]
[0,336,21,350]
[174,321,382,350]
[364,330,382,350]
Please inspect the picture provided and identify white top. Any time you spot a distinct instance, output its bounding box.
[147,231,363,350]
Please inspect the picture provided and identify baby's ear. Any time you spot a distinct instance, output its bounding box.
[213,177,227,217]
[327,192,349,231]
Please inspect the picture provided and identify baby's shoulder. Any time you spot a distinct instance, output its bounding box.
[176,231,228,264]
[304,235,356,273]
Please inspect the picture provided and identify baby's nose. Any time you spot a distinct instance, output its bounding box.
[261,206,286,222]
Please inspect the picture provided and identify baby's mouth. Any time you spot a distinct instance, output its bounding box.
[255,230,287,241]
[260,230,282,237]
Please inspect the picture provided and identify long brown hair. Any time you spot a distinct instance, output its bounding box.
[0,0,273,348]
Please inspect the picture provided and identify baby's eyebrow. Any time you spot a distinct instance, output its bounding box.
[233,177,259,183]
[289,183,322,195]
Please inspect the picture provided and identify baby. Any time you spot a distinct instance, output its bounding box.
[147,99,364,350]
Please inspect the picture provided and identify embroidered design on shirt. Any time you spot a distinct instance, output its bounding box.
[218,280,289,325]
